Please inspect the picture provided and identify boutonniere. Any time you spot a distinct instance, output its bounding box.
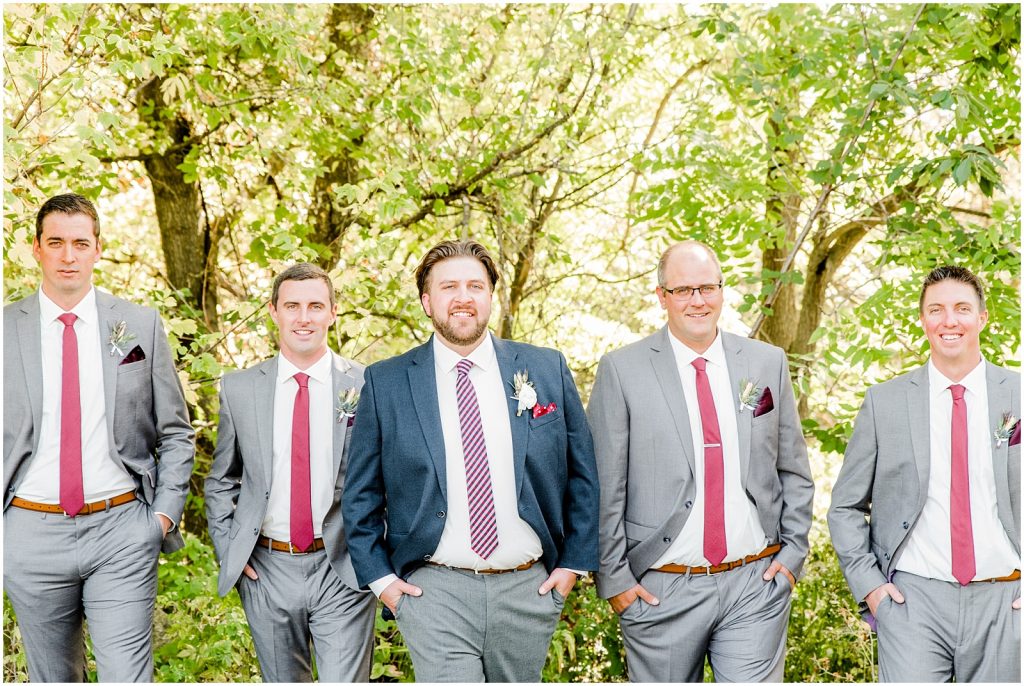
[108,320,136,357]
[509,370,538,417]
[738,378,761,412]
[337,387,359,424]
[994,412,1018,447]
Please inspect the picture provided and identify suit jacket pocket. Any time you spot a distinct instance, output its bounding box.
[529,408,563,429]
[623,519,655,543]
[117,358,151,375]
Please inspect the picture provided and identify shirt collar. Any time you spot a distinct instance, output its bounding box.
[432,331,496,374]
[38,286,96,326]
[668,327,727,369]
[927,357,986,400]
[277,349,333,386]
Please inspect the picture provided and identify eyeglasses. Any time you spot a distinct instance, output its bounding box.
[660,282,723,301]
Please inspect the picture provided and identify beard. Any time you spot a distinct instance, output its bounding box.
[432,311,489,348]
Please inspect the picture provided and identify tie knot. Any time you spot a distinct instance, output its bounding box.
[294,372,309,389]
[456,359,473,376]
[950,384,965,401]
[691,357,707,372]
[58,313,77,327]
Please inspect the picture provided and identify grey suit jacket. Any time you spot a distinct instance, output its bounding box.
[3,289,195,552]
[828,361,1021,605]
[205,352,365,597]
[588,327,814,599]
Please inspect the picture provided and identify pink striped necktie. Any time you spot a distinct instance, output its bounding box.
[948,384,975,585]
[58,313,84,517]
[455,359,498,559]
[290,372,314,552]
[692,357,727,566]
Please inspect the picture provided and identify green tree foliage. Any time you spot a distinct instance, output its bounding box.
[4,3,1019,682]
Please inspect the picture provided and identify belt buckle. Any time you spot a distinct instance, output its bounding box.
[288,542,300,556]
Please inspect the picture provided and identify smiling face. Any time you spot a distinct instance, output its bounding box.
[919,279,987,379]
[656,244,724,353]
[268,278,337,368]
[421,255,493,356]
[33,212,101,310]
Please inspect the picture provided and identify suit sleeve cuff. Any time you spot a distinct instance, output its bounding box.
[369,574,399,598]
[154,511,176,532]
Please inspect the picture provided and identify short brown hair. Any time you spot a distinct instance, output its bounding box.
[414,239,500,297]
[919,265,986,313]
[36,193,100,241]
[271,262,336,308]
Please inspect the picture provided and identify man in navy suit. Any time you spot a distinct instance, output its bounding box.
[343,239,599,681]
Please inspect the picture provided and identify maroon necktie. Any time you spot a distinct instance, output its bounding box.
[455,359,498,558]
[58,313,84,516]
[692,357,726,566]
[290,372,314,552]
[949,384,975,585]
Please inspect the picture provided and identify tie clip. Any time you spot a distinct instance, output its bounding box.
[703,443,721,448]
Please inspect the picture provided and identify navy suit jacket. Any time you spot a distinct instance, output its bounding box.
[343,334,600,589]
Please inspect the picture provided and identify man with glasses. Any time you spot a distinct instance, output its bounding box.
[588,240,813,681]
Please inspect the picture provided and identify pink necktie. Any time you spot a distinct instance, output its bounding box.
[949,384,975,585]
[455,359,498,559]
[692,357,726,566]
[58,313,84,517]
[290,372,314,552]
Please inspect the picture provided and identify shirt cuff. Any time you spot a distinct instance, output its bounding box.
[154,511,176,532]
[369,574,399,598]
[566,568,589,578]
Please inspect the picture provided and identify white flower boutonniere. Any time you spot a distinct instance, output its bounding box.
[108,320,136,357]
[994,412,1018,447]
[509,370,538,417]
[337,387,359,423]
[738,378,761,412]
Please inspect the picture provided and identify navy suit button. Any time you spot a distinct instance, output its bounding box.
[663,537,671,543]
[437,511,445,518]
[685,500,693,509]
[423,554,431,561]
[902,521,909,530]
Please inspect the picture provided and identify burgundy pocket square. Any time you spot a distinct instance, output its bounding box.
[532,402,557,419]
[753,387,774,417]
[120,345,146,365]
[1010,420,1021,447]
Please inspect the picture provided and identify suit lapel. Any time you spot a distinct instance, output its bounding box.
[986,361,1014,535]
[408,339,448,501]
[493,336,527,498]
[255,358,278,486]
[95,290,123,435]
[721,333,751,486]
[16,294,44,433]
[330,353,356,478]
[649,327,696,479]
[906,366,930,513]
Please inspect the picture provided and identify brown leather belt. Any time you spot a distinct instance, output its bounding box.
[9,491,136,516]
[975,570,1021,583]
[427,559,537,575]
[653,543,782,575]
[257,535,325,554]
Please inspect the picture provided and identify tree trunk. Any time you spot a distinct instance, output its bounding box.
[136,77,218,331]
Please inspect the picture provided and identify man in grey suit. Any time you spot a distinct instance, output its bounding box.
[205,262,375,682]
[3,193,195,682]
[588,240,814,682]
[828,265,1020,682]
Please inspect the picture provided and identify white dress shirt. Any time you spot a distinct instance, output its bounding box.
[17,287,136,503]
[261,350,335,541]
[652,329,768,567]
[896,359,1019,581]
